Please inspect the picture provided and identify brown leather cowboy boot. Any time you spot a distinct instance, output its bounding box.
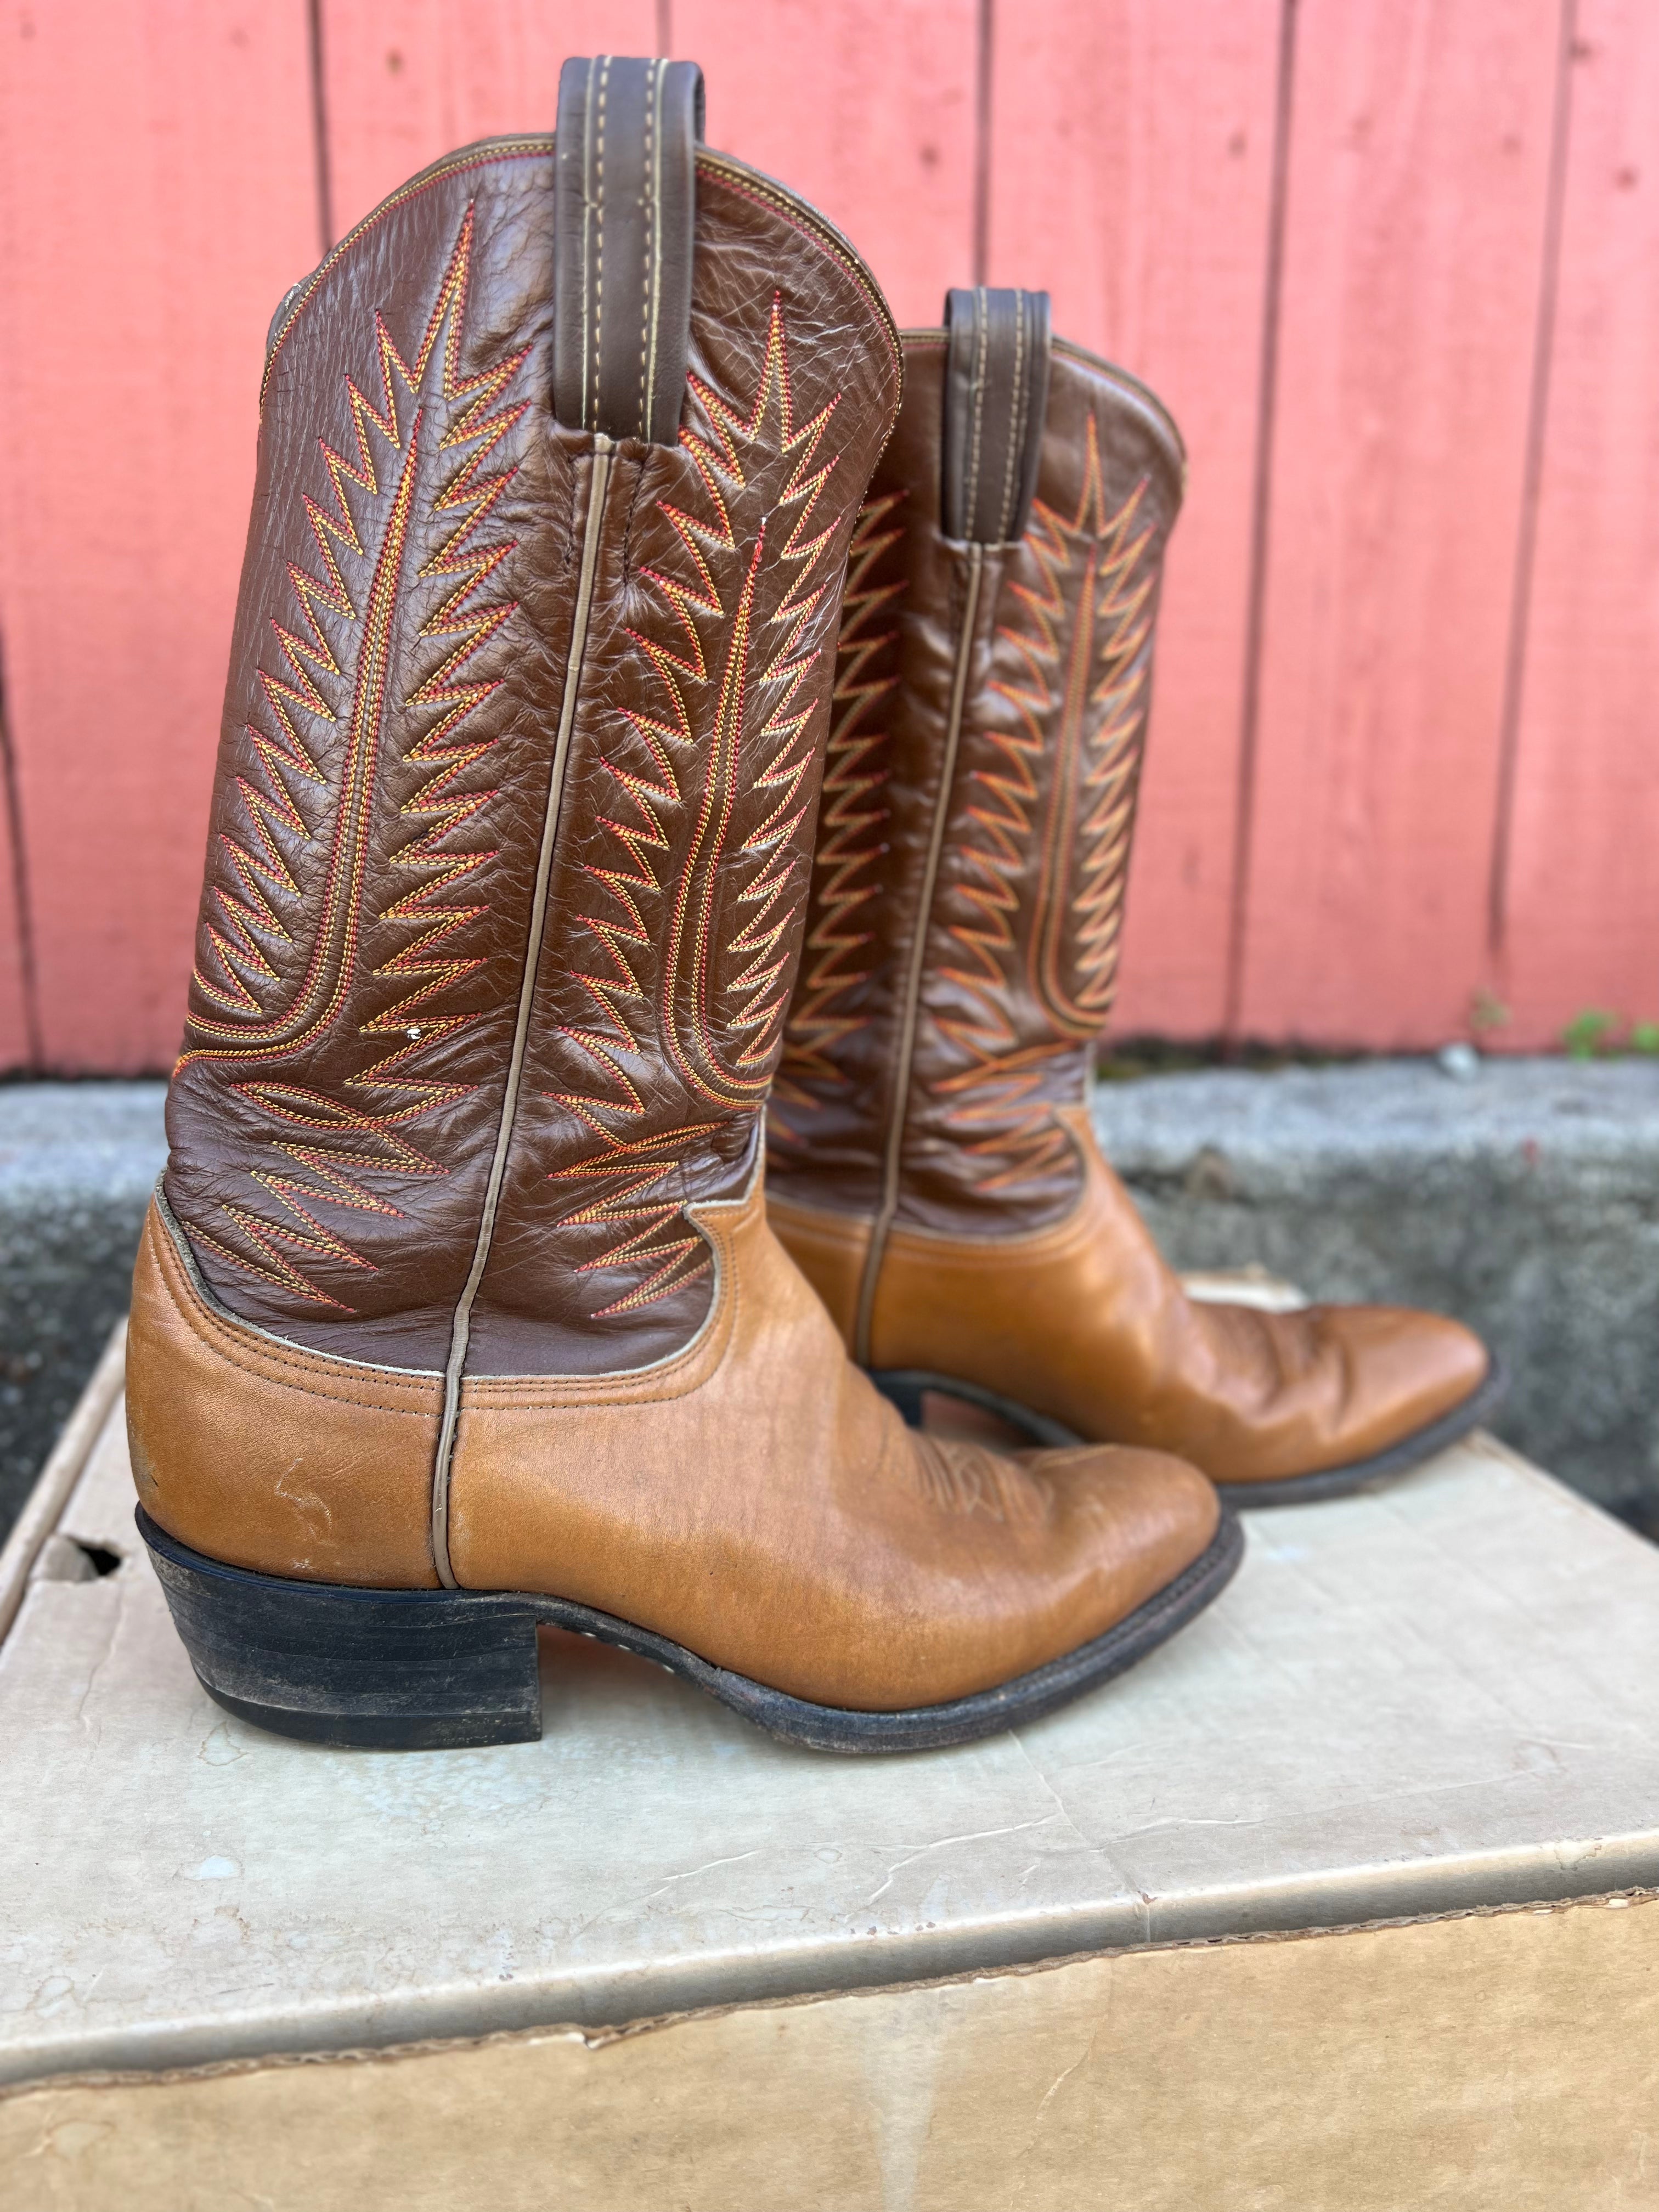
[126,66,1239,1752]
[767,287,1499,1507]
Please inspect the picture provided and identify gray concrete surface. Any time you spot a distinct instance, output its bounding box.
[0,1083,166,1539]
[0,1059,1654,1542]
[1093,1057,1659,1519]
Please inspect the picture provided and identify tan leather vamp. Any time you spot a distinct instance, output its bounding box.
[129,1182,1219,1707]
[449,1176,1219,1709]
[784,1108,1487,1487]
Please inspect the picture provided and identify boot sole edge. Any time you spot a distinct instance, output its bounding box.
[134,1504,1243,1757]
[870,1359,1508,1510]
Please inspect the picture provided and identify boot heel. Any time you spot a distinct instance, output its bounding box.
[136,1508,543,1750]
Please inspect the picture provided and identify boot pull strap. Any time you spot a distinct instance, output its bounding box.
[940,287,1052,544]
[554,55,705,444]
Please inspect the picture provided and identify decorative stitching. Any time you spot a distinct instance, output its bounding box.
[931,416,1159,1189]
[184,206,530,1307]
[771,489,906,1128]
[546,296,848,1314]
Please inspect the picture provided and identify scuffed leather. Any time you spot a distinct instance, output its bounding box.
[455,1174,1219,1707]
[130,1173,1221,1700]
[127,1197,444,1587]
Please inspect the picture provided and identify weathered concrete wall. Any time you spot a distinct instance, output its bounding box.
[0,1084,165,1537]
[1,1062,1655,1542]
[1093,1059,1659,1521]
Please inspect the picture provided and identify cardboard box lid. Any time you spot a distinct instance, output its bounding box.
[5,1380,1659,2086]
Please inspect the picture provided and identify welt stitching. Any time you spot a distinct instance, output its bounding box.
[166,1239,437,1402]
[695,171,901,382]
[261,142,549,410]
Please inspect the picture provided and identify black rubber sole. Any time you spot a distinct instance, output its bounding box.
[136,1503,1244,1756]
[871,1357,1507,1510]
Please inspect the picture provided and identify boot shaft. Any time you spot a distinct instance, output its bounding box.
[770,295,1183,1268]
[165,75,901,1377]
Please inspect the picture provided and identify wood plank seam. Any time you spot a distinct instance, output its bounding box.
[308,0,337,254]
[1486,0,1579,969]
[1221,0,1299,1047]
[973,0,994,284]
[0,636,42,1071]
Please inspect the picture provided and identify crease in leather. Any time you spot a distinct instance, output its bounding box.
[127,1200,443,1590]
[447,1170,1221,1707]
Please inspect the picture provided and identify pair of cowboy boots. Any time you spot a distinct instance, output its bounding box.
[128,58,1495,1756]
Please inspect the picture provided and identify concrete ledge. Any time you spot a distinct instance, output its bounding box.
[0,1083,165,1539]
[0,1060,1653,1539]
[1092,1058,1659,1517]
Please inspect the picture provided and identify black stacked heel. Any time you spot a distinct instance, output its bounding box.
[139,1508,543,1749]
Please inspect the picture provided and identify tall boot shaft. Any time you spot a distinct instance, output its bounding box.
[769,293,1184,1325]
[129,105,1236,1747]
[768,292,1493,1497]
[166,80,901,1378]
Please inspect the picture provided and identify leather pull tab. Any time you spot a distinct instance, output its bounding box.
[940,287,1052,543]
[554,55,705,443]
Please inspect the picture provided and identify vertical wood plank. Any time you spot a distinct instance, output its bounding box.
[320,1,657,239]
[0,2,319,1072]
[986,0,1283,1041]
[1498,5,1659,1047]
[324,1,975,340]
[673,0,978,330]
[1234,0,1564,1048]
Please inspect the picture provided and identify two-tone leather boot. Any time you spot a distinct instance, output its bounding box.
[127,65,1241,1754]
[767,287,1500,1507]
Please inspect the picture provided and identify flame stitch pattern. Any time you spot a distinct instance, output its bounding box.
[932,417,1160,1193]
[769,488,906,1143]
[545,296,847,1316]
[187,205,531,1308]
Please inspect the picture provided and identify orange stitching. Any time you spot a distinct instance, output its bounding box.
[183,206,528,1306]
[261,141,550,410]
[543,296,849,1316]
[772,489,907,1125]
[930,419,1160,1189]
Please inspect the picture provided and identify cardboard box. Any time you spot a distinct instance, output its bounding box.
[3,1329,1657,2208]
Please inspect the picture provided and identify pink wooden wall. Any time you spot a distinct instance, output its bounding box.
[0,0,1652,1071]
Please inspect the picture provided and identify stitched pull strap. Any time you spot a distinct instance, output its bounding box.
[940,287,1052,543]
[554,55,705,444]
